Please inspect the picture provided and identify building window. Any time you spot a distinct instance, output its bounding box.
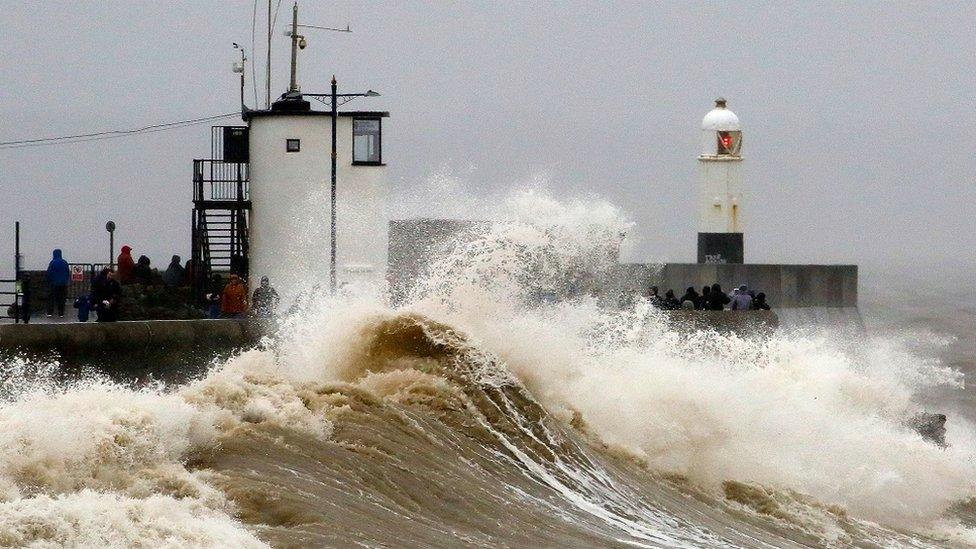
[286,139,301,152]
[353,118,381,164]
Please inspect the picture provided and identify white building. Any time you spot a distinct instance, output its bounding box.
[697,98,743,264]
[244,96,389,296]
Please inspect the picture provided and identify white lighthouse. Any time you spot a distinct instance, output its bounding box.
[697,98,743,264]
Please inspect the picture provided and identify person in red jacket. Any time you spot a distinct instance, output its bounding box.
[117,246,135,285]
[220,274,248,318]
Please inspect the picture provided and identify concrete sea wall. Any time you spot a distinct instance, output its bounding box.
[387,219,858,310]
[614,263,858,309]
[0,319,267,355]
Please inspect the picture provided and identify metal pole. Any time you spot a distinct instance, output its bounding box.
[106,220,116,268]
[14,222,20,278]
[289,3,299,92]
[330,75,338,294]
[239,49,246,111]
[14,221,20,324]
[266,0,272,108]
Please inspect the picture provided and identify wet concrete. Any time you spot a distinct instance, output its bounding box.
[0,319,267,352]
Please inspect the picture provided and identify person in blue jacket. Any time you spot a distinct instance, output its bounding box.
[73,294,93,322]
[46,249,70,317]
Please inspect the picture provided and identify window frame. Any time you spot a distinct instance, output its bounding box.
[352,117,383,165]
[715,131,741,156]
[285,138,301,153]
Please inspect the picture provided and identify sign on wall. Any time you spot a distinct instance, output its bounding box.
[70,265,85,282]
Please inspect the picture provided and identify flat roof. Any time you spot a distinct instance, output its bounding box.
[243,109,390,122]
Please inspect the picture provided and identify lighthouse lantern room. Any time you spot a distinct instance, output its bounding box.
[697,98,744,264]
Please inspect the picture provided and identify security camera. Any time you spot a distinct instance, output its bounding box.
[298,37,307,49]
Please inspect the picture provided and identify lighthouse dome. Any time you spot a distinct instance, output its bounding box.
[701,98,740,131]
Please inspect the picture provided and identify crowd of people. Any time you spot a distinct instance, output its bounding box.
[116,246,194,288]
[29,247,771,322]
[647,283,771,311]
[25,246,281,323]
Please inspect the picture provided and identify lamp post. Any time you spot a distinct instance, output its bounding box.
[305,82,380,294]
[14,221,20,324]
[105,221,116,269]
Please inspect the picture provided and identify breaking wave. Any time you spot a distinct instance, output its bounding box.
[0,189,973,547]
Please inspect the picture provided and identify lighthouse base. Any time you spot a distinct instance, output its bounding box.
[697,232,743,264]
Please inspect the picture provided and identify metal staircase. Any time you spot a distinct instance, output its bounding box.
[191,127,250,299]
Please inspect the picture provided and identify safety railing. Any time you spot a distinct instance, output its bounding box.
[193,159,249,203]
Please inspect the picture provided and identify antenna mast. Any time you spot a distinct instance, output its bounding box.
[289,3,300,92]
[266,0,272,108]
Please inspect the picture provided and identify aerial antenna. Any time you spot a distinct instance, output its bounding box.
[297,23,351,33]
[266,1,273,108]
[232,43,248,112]
[283,3,352,95]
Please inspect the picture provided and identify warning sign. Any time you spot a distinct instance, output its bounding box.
[70,265,85,282]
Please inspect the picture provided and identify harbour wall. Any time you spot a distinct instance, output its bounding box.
[387,218,858,310]
[614,263,858,309]
[0,312,776,362]
[0,319,268,356]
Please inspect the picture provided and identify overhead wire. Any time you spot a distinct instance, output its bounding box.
[0,113,240,150]
[271,0,284,29]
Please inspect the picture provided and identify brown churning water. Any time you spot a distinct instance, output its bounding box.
[0,190,972,547]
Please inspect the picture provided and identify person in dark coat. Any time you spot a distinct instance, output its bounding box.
[18,274,32,324]
[679,286,699,309]
[698,285,711,310]
[73,294,93,322]
[251,276,280,318]
[92,268,122,322]
[706,283,731,311]
[205,275,223,319]
[183,259,194,287]
[162,255,186,287]
[45,249,70,317]
[752,292,771,311]
[648,285,664,308]
[133,255,153,285]
[117,245,135,285]
[662,289,681,310]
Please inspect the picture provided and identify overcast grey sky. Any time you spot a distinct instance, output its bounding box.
[0,1,973,292]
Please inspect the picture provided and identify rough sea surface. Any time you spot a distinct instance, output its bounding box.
[0,192,973,547]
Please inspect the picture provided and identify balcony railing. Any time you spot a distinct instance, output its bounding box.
[193,159,249,203]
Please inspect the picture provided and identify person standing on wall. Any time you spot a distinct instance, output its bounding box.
[730,285,753,311]
[45,249,70,318]
[221,274,248,318]
[162,255,186,287]
[133,255,153,285]
[205,274,223,319]
[250,276,280,318]
[706,283,731,310]
[19,274,32,324]
[117,245,135,285]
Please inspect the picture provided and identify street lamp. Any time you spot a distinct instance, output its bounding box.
[105,221,116,268]
[305,81,380,294]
